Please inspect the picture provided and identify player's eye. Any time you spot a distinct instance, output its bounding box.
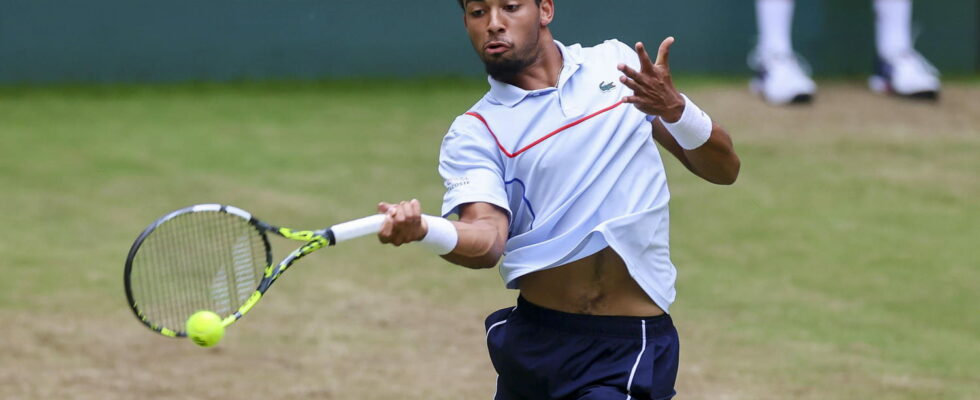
[469,8,486,17]
[503,4,520,12]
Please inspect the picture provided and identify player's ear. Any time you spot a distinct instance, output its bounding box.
[539,0,554,26]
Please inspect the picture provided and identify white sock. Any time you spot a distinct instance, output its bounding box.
[874,0,914,59]
[756,0,795,55]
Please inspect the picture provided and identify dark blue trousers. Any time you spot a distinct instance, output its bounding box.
[486,297,679,400]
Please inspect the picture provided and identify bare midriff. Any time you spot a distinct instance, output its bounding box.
[518,247,665,317]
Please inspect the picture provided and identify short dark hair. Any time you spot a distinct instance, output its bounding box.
[458,0,542,9]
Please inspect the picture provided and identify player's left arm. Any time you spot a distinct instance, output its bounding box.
[618,37,740,185]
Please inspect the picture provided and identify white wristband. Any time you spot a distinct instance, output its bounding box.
[420,215,458,255]
[661,94,712,150]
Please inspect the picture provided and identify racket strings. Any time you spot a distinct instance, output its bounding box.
[130,211,267,333]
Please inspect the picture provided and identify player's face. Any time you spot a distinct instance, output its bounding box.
[462,0,549,80]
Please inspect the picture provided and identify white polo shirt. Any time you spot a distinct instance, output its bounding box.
[439,39,677,312]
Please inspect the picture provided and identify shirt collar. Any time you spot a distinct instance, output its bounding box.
[487,40,584,108]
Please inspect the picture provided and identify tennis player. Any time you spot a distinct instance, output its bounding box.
[378,0,740,398]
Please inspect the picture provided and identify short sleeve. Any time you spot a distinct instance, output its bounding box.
[438,124,512,220]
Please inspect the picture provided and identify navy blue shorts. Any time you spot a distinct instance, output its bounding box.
[485,296,679,400]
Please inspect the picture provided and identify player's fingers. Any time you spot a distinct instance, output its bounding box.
[378,215,393,242]
[409,199,421,217]
[621,95,638,104]
[394,203,412,245]
[393,202,408,223]
[618,64,642,80]
[619,77,642,93]
[408,199,423,227]
[401,202,418,232]
[655,37,674,68]
[635,42,655,73]
[384,206,398,231]
[378,202,393,213]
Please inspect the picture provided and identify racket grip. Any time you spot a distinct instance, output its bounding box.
[328,214,386,244]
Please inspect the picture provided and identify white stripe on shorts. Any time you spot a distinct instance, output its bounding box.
[488,306,517,400]
[486,306,517,338]
[486,319,508,338]
[624,320,648,400]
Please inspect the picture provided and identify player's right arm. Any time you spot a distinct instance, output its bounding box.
[441,202,509,269]
[378,120,511,269]
[378,200,508,269]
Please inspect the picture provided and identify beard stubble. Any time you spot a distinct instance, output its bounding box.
[482,29,542,82]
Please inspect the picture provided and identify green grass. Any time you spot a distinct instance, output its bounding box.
[0,79,976,399]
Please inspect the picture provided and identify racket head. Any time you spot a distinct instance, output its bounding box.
[124,204,271,338]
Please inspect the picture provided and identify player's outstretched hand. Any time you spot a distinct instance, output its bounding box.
[618,37,686,123]
[378,199,428,246]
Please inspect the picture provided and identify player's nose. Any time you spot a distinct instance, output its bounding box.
[487,8,506,33]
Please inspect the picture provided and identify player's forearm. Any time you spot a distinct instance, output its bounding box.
[440,219,506,269]
[683,123,740,185]
[653,120,740,185]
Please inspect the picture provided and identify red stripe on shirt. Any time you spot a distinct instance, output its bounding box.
[464,100,625,158]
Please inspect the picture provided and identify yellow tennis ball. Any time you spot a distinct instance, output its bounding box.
[186,310,224,347]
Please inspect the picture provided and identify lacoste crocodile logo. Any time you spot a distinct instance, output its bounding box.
[599,81,616,92]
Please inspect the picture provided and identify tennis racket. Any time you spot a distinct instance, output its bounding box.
[124,204,385,340]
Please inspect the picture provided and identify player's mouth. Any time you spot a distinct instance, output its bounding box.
[484,41,512,55]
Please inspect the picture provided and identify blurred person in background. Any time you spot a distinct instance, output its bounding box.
[750,0,941,104]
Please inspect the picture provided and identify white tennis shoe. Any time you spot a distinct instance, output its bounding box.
[869,50,941,100]
[748,49,817,105]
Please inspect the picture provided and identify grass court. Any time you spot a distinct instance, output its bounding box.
[0,78,976,399]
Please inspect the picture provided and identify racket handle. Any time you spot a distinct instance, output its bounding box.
[326,213,448,245]
[328,214,386,244]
